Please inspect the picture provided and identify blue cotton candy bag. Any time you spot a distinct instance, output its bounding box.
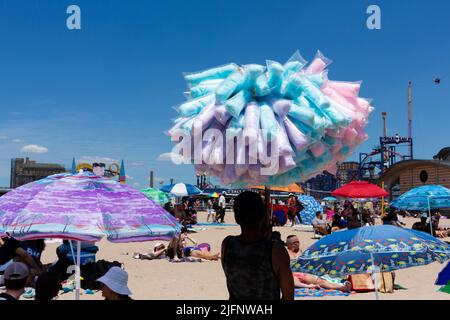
[215,69,247,103]
[185,63,238,86]
[225,90,252,118]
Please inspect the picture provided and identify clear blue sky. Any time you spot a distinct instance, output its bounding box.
[0,0,449,189]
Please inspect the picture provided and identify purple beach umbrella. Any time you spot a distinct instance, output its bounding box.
[0,171,182,243]
[0,171,182,300]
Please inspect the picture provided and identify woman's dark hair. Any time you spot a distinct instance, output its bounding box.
[234,191,265,228]
[27,239,46,251]
[35,272,60,301]
[333,213,341,221]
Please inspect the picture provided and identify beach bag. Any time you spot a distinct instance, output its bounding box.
[350,272,395,293]
[378,272,395,293]
[349,274,375,292]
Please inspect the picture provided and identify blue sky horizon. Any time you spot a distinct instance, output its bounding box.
[1,0,449,189]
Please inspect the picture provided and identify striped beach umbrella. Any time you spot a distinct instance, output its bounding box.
[160,183,202,196]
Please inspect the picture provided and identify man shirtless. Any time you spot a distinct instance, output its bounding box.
[286,235,301,260]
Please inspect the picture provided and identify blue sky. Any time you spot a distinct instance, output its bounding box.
[0,0,449,189]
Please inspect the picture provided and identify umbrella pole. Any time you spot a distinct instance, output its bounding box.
[264,186,272,238]
[370,253,380,301]
[428,197,434,237]
[75,241,81,300]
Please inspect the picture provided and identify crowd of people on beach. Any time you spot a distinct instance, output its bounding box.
[163,194,228,226]
[1,190,449,301]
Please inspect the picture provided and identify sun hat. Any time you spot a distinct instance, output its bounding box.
[420,212,428,219]
[3,262,29,280]
[96,267,132,296]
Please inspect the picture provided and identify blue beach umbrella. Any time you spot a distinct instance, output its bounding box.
[292,225,450,299]
[160,183,202,196]
[323,196,338,202]
[297,195,323,225]
[391,185,450,235]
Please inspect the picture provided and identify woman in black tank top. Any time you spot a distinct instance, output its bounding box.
[221,191,294,300]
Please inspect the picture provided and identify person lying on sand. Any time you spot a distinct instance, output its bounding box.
[286,235,351,292]
[292,272,352,292]
[133,243,167,260]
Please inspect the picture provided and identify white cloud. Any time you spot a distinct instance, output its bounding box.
[126,175,134,180]
[0,135,9,140]
[12,139,23,143]
[21,144,48,154]
[157,152,185,163]
[78,156,118,164]
[132,182,141,187]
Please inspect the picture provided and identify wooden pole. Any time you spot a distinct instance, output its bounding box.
[408,81,413,159]
[150,171,154,188]
[264,186,273,239]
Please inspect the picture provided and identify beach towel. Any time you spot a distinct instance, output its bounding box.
[189,227,208,231]
[438,281,450,294]
[194,223,238,227]
[295,288,352,298]
[169,257,204,263]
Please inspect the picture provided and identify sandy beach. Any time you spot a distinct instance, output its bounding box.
[37,212,450,301]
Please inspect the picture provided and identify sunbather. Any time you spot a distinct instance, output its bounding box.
[166,227,220,261]
[286,235,351,292]
[133,243,167,260]
[292,272,352,292]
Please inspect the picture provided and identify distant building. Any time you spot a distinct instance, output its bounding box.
[303,171,338,199]
[0,187,11,197]
[336,162,359,186]
[380,147,450,201]
[10,158,66,188]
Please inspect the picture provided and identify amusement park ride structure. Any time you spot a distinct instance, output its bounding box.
[358,82,414,181]
[73,158,126,183]
[75,162,121,178]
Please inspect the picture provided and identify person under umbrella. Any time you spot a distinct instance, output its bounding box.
[292,225,450,300]
[96,267,133,300]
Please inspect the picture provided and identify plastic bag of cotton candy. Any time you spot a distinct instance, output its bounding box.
[167,50,373,187]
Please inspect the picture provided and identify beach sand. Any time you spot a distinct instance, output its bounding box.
[41,213,450,300]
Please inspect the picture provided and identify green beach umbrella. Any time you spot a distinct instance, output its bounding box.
[141,188,170,206]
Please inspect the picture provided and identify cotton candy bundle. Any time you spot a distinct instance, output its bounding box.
[167,50,373,187]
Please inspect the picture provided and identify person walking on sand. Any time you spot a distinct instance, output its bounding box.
[206,198,215,223]
[221,191,294,300]
[287,194,299,227]
[216,194,227,223]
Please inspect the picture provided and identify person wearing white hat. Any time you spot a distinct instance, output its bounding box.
[96,267,132,300]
